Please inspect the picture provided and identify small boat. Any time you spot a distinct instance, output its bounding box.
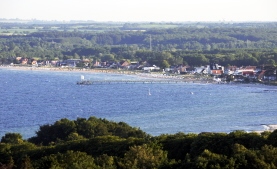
[148,88,151,95]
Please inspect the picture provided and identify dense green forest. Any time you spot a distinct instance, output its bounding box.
[1,22,277,68]
[1,116,277,169]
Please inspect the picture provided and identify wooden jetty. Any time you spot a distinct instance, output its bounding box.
[77,79,187,85]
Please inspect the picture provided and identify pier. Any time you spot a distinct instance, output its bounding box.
[77,79,187,85]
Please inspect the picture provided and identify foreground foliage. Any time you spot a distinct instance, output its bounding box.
[28,117,149,146]
[1,117,277,169]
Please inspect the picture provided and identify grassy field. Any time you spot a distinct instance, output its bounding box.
[0,22,182,35]
[0,28,38,35]
[136,23,179,29]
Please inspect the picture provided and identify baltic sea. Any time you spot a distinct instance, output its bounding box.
[1,68,277,139]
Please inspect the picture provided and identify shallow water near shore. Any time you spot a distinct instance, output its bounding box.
[1,68,277,139]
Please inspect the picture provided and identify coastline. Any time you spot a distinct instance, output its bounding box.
[264,125,277,132]
[2,65,277,88]
[2,65,277,135]
[0,65,132,74]
[0,65,212,83]
[252,125,277,134]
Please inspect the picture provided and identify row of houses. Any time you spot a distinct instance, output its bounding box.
[167,63,276,81]
[13,57,276,81]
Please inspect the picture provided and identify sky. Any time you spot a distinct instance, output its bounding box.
[0,0,277,22]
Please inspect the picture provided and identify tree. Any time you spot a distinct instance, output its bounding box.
[259,145,277,166]
[101,54,115,62]
[73,53,80,59]
[19,155,34,169]
[0,156,14,169]
[267,59,276,66]
[183,54,209,66]
[28,118,76,145]
[267,130,277,146]
[75,118,96,138]
[232,144,270,168]
[160,60,170,69]
[195,149,235,169]
[168,56,183,65]
[1,133,23,144]
[95,154,116,169]
[29,117,149,145]
[118,143,168,169]
[66,132,85,141]
[40,150,99,169]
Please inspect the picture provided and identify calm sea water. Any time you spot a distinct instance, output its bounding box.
[1,68,277,139]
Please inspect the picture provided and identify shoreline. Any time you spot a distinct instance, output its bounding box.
[251,125,277,134]
[2,65,277,134]
[0,65,132,74]
[0,65,212,83]
[2,65,277,88]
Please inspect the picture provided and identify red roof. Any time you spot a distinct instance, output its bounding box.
[211,70,223,75]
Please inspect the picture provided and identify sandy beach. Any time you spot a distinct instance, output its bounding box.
[2,65,277,87]
[1,65,212,83]
[252,125,277,134]
[263,125,277,131]
[1,65,135,74]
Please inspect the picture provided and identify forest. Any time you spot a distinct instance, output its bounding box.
[1,116,277,169]
[0,22,277,68]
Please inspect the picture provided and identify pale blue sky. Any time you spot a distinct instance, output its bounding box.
[0,0,276,22]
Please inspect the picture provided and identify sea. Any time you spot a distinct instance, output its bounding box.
[1,68,277,139]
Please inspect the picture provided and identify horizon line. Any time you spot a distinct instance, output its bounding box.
[0,18,277,23]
